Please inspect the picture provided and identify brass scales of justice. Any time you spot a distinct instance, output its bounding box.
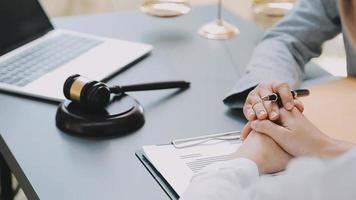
[140,0,240,40]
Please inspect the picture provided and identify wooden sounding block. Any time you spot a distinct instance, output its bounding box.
[302,77,356,143]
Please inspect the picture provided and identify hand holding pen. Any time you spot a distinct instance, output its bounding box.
[262,89,310,107]
[243,81,307,121]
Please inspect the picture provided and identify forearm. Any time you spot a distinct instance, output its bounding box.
[224,0,341,109]
[319,137,356,158]
[223,39,303,108]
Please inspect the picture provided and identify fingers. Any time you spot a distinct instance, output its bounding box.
[243,103,256,121]
[250,120,290,145]
[294,99,304,113]
[244,81,298,121]
[253,102,267,119]
[244,92,267,120]
[271,81,294,110]
[244,84,277,120]
[259,85,280,120]
[266,101,279,120]
[279,106,303,119]
[240,122,252,141]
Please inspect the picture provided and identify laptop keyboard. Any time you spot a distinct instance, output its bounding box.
[0,34,103,87]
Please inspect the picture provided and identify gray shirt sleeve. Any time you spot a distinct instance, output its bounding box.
[224,0,341,109]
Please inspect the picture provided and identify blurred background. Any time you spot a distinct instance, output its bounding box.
[39,0,250,18]
[38,0,347,77]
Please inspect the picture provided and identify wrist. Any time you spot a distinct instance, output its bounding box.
[318,136,354,158]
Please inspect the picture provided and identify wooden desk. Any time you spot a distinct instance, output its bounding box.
[303,77,356,143]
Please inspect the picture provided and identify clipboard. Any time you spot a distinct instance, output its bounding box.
[135,150,179,200]
[135,131,240,200]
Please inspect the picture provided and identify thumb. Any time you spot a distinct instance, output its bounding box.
[250,120,291,147]
[278,107,301,125]
[294,99,304,113]
[240,122,252,141]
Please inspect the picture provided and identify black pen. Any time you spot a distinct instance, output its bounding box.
[262,89,310,101]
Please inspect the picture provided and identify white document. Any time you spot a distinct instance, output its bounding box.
[142,138,242,196]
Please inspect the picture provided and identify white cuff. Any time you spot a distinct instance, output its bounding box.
[194,158,259,184]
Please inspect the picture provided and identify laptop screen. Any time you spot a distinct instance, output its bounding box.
[0,0,53,56]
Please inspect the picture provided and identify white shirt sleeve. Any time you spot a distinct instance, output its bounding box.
[180,149,356,200]
[180,158,259,200]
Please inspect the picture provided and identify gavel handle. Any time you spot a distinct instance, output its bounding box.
[110,81,190,93]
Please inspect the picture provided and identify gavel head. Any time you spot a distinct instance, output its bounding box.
[63,74,111,109]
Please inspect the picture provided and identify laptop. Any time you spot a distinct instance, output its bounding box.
[0,0,153,101]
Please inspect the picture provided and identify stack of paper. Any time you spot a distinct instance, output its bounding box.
[142,138,242,196]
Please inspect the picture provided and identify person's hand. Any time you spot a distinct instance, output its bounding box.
[249,107,355,158]
[233,131,292,174]
[243,81,304,121]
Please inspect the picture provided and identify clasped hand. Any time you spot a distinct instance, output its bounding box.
[234,81,352,175]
